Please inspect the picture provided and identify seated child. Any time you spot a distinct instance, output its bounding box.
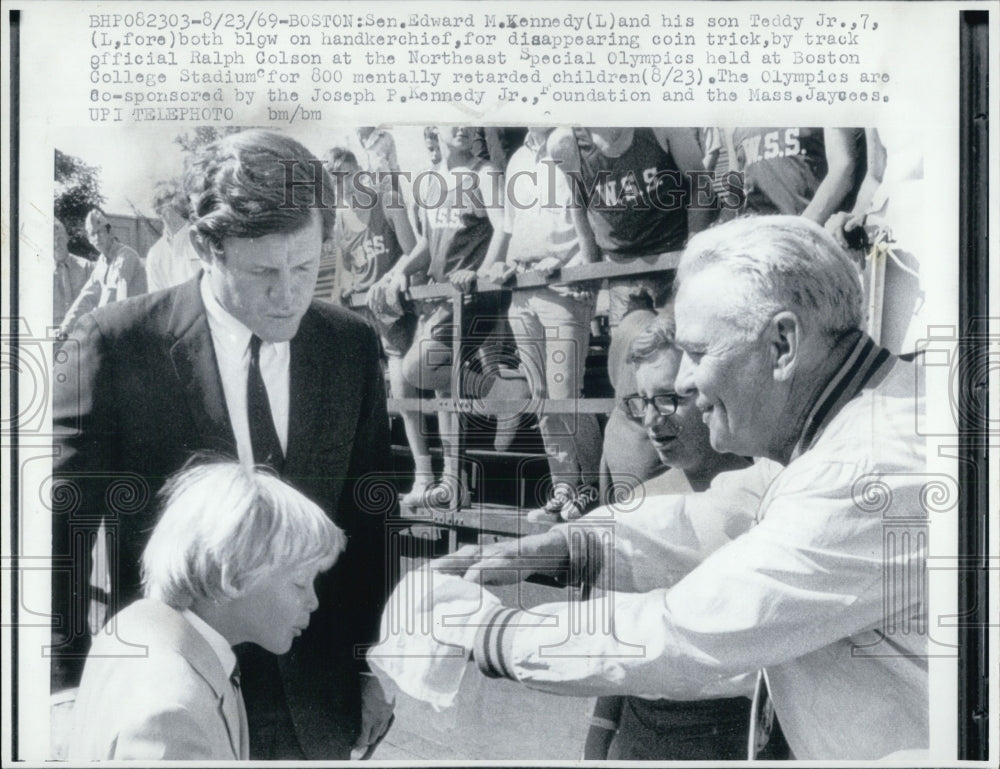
[68,460,345,759]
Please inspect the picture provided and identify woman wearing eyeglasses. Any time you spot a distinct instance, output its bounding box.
[622,312,750,495]
[584,310,769,761]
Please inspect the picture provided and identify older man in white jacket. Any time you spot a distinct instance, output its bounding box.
[423,216,927,760]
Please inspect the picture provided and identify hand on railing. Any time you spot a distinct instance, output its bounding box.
[527,256,563,278]
[367,270,407,315]
[449,269,479,293]
[480,262,517,285]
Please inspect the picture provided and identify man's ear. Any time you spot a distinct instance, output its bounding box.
[766,311,800,382]
[189,227,215,265]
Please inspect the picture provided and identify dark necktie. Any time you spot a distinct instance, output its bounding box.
[230,662,250,759]
[247,335,284,471]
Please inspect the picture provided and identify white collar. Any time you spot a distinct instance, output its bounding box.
[200,273,253,354]
[182,608,238,679]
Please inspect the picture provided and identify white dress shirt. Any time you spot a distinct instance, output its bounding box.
[200,276,290,461]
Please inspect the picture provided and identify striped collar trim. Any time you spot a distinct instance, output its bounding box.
[791,332,896,460]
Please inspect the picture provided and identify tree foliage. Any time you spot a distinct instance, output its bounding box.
[54,149,105,256]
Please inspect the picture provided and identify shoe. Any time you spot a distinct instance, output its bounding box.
[400,479,432,508]
[526,482,575,522]
[560,484,600,521]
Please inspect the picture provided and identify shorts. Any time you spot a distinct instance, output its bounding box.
[356,306,416,358]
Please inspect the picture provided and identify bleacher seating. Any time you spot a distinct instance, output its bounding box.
[326,251,681,548]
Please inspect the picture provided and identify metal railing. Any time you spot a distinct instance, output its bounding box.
[345,250,682,538]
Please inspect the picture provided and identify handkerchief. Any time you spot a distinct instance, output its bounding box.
[368,562,501,710]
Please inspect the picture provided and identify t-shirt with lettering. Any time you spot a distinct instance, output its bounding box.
[732,127,866,215]
[572,127,689,259]
[419,158,495,284]
[340,178,405,294]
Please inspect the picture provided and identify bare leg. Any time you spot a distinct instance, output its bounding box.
[387,356,433,503]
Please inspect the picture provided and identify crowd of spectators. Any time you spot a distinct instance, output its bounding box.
[312,125,889,522]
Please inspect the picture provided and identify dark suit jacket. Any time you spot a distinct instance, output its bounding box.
[52,277,396,758]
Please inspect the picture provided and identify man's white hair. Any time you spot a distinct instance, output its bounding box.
[142,459,345,609]
[677,216,864,340]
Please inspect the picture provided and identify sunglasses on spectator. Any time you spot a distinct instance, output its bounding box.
[621,393,681,421]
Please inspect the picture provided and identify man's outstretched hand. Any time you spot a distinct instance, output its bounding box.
[430,533,570,585]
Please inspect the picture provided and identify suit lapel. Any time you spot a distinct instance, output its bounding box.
[122,600,243,759]
[167,280,237,455]
[235,686,250,759]
[217,681,246,759]
[286,310,327,469]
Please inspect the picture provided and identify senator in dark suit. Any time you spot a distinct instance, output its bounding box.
[52,130,397,759]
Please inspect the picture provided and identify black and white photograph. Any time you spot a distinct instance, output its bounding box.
[2,1,997,766]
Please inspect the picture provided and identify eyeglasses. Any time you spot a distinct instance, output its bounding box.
[621,393,681,421]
